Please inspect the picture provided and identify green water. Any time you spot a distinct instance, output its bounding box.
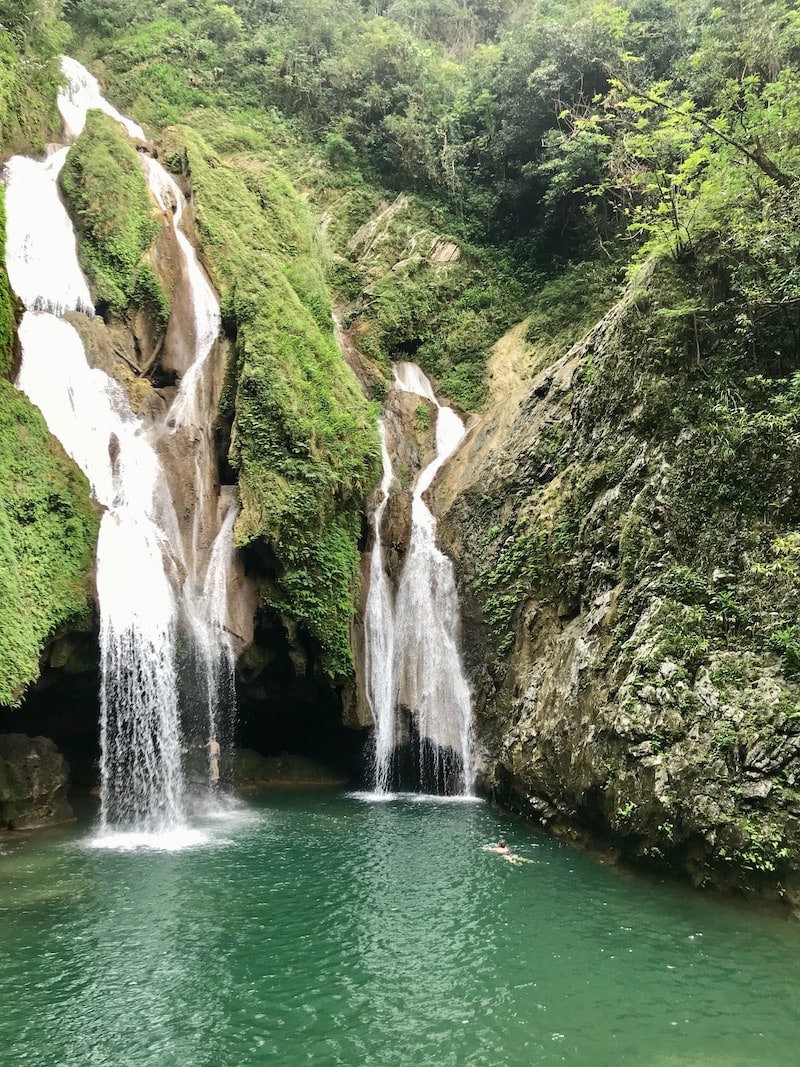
[1,791,798,1066]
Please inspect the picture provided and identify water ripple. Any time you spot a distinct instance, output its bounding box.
[1,792,798,1066]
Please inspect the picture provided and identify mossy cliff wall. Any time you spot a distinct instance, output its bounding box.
[0,380,99,707]
[0,23,63,159]
[438,257,800,902]
[59,110,165,324]
[0,185,17,379]
[157,125,380,681]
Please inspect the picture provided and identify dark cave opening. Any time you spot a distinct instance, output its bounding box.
[2,626,367,796]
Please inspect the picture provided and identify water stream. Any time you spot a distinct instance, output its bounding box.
[363,422,397,793]
[364,363,474,795]
[4,59,237,836]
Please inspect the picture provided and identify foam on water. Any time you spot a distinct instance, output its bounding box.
[350,791,483,805]
[86,828,212,853]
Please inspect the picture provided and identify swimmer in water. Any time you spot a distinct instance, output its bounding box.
[481,839,532,865]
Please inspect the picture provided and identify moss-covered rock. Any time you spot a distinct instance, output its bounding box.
[59,109,164,319]
[0,185,20,379]
[159,124,380,679]
[0,379,99,706]
[0,24,64,158]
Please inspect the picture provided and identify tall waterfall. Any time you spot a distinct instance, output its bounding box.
[364,363,474,795]
[364,424,397,793]
[4,59,238,835]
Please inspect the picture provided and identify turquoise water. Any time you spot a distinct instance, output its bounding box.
[1,790,798,1066]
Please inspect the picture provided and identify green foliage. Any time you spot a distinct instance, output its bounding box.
[0,185,17,378]
[414,402,431,432]
[345,234,525,411]
[768,627,800,679]
[323,131,359,172]
[131,262,170,329]
[0,11,65,154]
[59,109,160,317]
[162,124,379,676]
[0,380,98,706]
[717,818,790,874]
[524,258,623,357]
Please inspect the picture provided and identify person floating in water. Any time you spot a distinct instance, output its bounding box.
[481,838,532,865]
[204,737,221,784]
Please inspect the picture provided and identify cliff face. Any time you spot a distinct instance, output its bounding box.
[438,258,800,901]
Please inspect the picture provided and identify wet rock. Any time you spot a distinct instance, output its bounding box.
[0,735,73,830]
[232,748,350,789]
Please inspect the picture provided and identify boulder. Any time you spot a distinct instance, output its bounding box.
[0,734,73,830]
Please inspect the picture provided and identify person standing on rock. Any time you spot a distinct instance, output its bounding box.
[205,737,221,784]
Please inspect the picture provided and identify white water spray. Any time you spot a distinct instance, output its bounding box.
[364,363,474,795]
[5,58,238,835]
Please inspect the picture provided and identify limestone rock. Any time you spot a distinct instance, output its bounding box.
[436,262,800,899]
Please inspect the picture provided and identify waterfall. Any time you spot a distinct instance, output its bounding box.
[364,423,397,793]
[364,363,474,795]
[140,156,234,757]
[4,58,239,836]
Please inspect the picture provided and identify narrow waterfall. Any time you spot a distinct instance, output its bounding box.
[141,157,235,757]
[363,423,397,793]
[364,362,474,795]
[4,59,238,835]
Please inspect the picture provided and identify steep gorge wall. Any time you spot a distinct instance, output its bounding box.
[438,259,800,902]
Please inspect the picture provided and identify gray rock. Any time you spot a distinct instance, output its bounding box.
[0,735,73,830]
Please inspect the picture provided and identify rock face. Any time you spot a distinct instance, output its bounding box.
[437,260,800,901]
[0,734,73,830]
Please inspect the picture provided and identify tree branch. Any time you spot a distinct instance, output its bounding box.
[608,71,796,190]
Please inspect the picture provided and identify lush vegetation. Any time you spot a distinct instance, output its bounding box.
[0,379,99,706]
[159,123,379,677]
[0,186,17,377]
[0,0,65,155]
[3,0,800,750]
[54,0,800,415]
[59,109,165,319]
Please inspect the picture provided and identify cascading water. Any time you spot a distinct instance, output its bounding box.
[141,156,235,757]
[4,58,239,836]
[363,424,397,793]
[364,362,474,795]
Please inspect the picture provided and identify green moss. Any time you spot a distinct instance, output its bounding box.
[59,110,160,317]
[131,262,170,330]
[0,185,18,378]
[0,25,64,155]
[162,125,379,677]
[0,380,99,706]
